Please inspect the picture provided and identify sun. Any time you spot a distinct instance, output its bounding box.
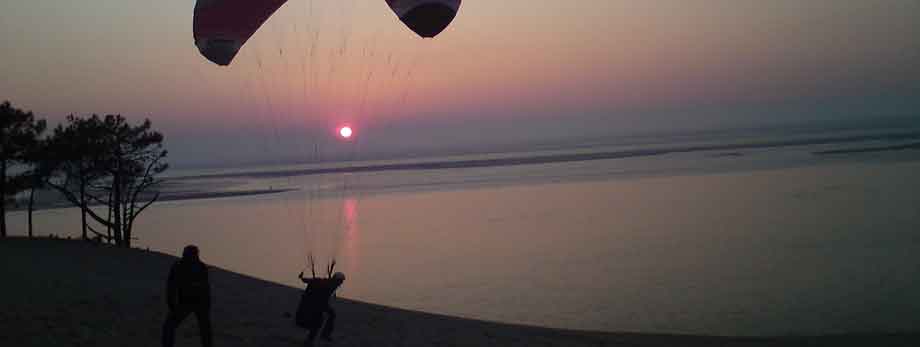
[338,125,353,139]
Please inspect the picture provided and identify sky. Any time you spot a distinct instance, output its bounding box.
[2,0,919,168]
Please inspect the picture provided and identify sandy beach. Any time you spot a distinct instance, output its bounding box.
[1,238,917,347]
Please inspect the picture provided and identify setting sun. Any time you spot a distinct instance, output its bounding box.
[339,125,353,139]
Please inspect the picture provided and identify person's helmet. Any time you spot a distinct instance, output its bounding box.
[332,272,346,281]
[182,245,200,261]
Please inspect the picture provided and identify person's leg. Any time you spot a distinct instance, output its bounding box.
[305,310,328,346]
[162,309,190,347]
[194,308,213,347]
[320,307,336,340]
[305,327,320,347]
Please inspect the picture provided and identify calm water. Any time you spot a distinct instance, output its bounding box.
[9,130,920,336]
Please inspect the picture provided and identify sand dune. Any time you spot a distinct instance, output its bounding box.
[1,238,918,346]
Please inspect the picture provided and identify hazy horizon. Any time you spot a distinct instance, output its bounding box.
[170,114,920,170]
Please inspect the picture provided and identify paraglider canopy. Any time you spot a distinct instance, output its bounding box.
[386,0,461,38]
[193,0,288,66]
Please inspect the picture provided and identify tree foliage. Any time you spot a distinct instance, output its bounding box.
[44,115,109,240]
[0,101,47,237]
[45,114,168,246]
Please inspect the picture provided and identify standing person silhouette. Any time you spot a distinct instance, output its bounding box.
[296,271,345,346]
[162,245,212,347]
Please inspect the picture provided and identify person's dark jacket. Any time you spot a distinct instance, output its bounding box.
[295,277,342,328]
[166,259,211,310]
[302,278,341,306]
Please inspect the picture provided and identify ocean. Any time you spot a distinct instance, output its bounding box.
[9,123,920,335]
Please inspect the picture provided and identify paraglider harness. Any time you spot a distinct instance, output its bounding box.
[295,256,340,329]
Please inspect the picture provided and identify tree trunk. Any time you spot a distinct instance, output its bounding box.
[79,179,88,241]
[122,190,132,247]
[28,186,35,238]
[124,218,131,248]
[125,200,135,247]
[106,189,112,243]
[112,171,123,247]
[1,159,7,238]
[122,203,130,247]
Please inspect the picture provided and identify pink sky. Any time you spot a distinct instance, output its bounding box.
[2,0,919,166]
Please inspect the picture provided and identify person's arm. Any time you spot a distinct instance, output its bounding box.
[166,264,178,310]
[203,264,211,309]
[298,271,317,285]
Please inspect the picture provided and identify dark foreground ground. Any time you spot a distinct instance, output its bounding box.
[1,238,918,347]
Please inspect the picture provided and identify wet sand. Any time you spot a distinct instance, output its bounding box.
[1,238,917,346]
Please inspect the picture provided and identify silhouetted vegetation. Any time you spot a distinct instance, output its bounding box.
[22,138,55,238]
[1,100,168,246]
[44,115,168,247]
[43,115,109,240]
[0,101,47,238]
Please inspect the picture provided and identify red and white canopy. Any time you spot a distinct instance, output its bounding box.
[193,0,288,66]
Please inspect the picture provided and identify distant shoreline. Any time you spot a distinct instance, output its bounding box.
[155,188,293,203]
[813,141,920,155]
[11,188,292,212]
[173,130,920,181]
[2,238,918,346]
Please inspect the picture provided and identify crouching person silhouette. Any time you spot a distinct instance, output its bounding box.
[162,245,213,347]
[296,266,345,347]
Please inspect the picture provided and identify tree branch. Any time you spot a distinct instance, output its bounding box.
[86,223,113,243]
[44,180,82,207]
[132,191,160,220]
[82,202,114,228]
